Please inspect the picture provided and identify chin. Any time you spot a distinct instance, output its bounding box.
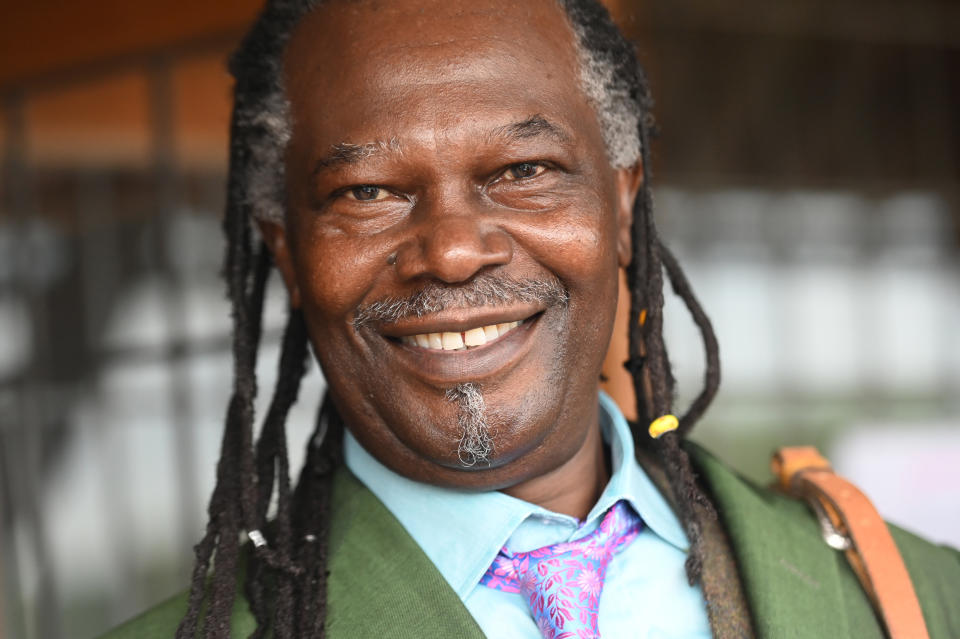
[357,375,594,492]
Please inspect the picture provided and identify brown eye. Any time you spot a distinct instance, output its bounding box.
[348,185,387,201]
[505,163,545,180]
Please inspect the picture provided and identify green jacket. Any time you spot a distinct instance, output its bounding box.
[103,444,960,638]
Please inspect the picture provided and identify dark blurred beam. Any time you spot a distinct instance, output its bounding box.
[0,0,262,89]
[1,92,64,639]
[643,24,960,188]
[648,0,960,49]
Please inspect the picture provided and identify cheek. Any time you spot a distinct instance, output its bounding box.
[289,219,385,326]
[515,197,621,357]
[512,194,620,287]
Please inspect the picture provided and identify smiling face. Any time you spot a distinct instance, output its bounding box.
[265,0,640,492]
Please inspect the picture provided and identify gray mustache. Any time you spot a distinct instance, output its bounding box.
[353,273,569,329]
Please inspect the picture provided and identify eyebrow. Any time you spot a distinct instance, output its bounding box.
[312,115,569,175]
[313,137,402,173]
[491,115,571,145]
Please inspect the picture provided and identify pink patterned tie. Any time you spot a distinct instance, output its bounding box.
[479,501,643,639]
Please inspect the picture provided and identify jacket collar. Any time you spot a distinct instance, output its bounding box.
[325,467,486,638]
[687,442,883,638]
[343,392,688,599]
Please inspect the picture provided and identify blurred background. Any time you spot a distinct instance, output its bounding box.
[0,0,958,637]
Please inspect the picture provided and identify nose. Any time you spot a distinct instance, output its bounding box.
[394,194,513,283]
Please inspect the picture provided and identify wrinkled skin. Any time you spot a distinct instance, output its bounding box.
[261,0,643,517]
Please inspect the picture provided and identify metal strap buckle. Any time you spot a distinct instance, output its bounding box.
[807,496,852,551]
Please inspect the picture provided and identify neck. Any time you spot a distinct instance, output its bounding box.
[500,419,609,520]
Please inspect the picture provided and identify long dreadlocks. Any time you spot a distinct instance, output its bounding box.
[177,0,722,637]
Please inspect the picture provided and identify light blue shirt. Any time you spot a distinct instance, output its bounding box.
[344,392,711,638]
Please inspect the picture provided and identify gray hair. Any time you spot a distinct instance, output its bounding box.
[353,272,568,329]
[565,8,643,169]
[445,382,494,467]
[237,0,644,224]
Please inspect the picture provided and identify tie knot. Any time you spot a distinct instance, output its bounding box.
[513,501,639,572]
[480,501,644,639]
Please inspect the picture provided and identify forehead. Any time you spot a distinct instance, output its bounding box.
[282,0,591,147]
[286,0,578,56]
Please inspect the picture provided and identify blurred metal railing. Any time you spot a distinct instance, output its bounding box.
[1,4,959,638]
[0,40,241,638]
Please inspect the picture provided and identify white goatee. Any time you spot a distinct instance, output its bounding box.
[445,382,493,467]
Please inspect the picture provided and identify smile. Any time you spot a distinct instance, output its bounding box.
[398,320,523,351]
[372,307,547,383]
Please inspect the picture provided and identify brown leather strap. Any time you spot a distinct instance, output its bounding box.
[771,447,930,639]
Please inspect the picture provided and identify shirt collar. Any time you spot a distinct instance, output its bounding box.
[343,391,689,599]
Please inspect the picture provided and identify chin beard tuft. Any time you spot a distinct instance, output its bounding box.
[445,382,493,467]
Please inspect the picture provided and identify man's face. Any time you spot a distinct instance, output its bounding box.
[269,0,639,490]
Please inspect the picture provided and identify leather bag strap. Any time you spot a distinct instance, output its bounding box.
[771,446,930,639]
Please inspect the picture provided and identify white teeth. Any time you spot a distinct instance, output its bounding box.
[400,320,523,351]
[441,332,465,350]
[463,327,487,347]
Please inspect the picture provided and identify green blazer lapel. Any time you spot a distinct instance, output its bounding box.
[326,467,486,639]
[688,443,885,639]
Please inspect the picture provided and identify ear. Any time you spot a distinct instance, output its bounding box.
[614,161,644,269]
[257,218,302,308]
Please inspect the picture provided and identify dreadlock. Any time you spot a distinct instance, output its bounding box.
[178,0,723,636]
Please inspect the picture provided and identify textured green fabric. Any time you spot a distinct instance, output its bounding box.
[689,443,960,639]
[888,525,960,635]
[98,586,256,639]
[325,467,485,638]
[100,467,483,638]
[104,448,960,638]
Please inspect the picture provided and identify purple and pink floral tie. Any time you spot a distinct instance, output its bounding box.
[479,501,643,639]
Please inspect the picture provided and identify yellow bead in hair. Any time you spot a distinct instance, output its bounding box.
[648,414,679,439]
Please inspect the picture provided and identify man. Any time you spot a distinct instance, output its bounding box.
[106,0,960,637]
